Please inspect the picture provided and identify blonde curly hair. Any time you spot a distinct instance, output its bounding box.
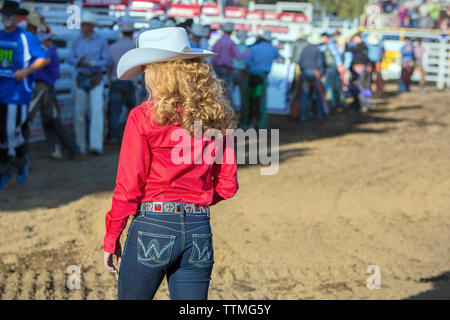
[143,58,236,136]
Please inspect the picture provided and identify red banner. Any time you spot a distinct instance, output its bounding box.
[106,2,308,23]
[256,24,289,34]
[168,4,201,18]
[263,11,280,21]
[210,23,290,34]
[224,7,247,19]
[201,4,220,16]
[246,10,264,20]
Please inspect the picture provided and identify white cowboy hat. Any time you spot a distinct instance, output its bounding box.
[307,33,323,45]
[80,11,98,25]
[221,22,234,33]
[117,27,216,80]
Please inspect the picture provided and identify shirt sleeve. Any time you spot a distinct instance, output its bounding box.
[104,108,151,253]
[67,37,79,66]
[27,32,51,60]
[211,133,239,205]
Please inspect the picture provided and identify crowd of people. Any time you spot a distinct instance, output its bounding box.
[361,0,450,31]
[0,0,429,190]
[289,26,426,121]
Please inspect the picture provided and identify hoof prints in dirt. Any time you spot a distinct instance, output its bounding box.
[0,269,62,300]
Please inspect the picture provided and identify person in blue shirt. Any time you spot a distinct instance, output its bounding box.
[367,32,385,96]
[399,37,416,92]
[292,33,329,121]
[67,11,110,156]
[244,30,279,129]
[0,1,50,190]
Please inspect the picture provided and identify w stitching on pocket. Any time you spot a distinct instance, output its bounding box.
[189,234,214,268]
[137,231,175,268]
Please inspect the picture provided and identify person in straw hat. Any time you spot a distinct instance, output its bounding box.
[0,1,51,189]
[107,20,137,144]
[103,27,239,300]
[211,22,249,104]
[26,15,81,160]
[291,32,329,121]
[67,10,110,156]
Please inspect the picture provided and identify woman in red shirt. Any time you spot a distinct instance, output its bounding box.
[103,27,239,300]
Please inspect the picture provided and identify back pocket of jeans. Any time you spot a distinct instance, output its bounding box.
[189,234,214,268]
[137,231,175,268]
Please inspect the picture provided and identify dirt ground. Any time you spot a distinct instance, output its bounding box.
[0,84,449,300]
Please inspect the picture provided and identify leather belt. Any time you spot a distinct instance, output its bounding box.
[139,201,210,216]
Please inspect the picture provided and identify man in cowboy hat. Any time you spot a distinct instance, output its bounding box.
[188,23,205,48]
[188,23,211,63]
[0,0,51,189]
[291,32,329,121]
[290,24,312,119]
[244,30,280,129]
[211,22,249,104]
[68,10,110,156]
[107,20,137,144]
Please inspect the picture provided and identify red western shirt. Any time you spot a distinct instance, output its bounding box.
[104,101,239,253]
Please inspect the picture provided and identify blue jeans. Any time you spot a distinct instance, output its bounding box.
[300,70,329,120]
[118,211,214,300]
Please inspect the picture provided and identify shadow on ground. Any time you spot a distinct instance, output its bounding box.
[0,88,446,212]
[405,271,450,300]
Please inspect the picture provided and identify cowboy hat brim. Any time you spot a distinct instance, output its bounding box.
[117,47,216,80]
